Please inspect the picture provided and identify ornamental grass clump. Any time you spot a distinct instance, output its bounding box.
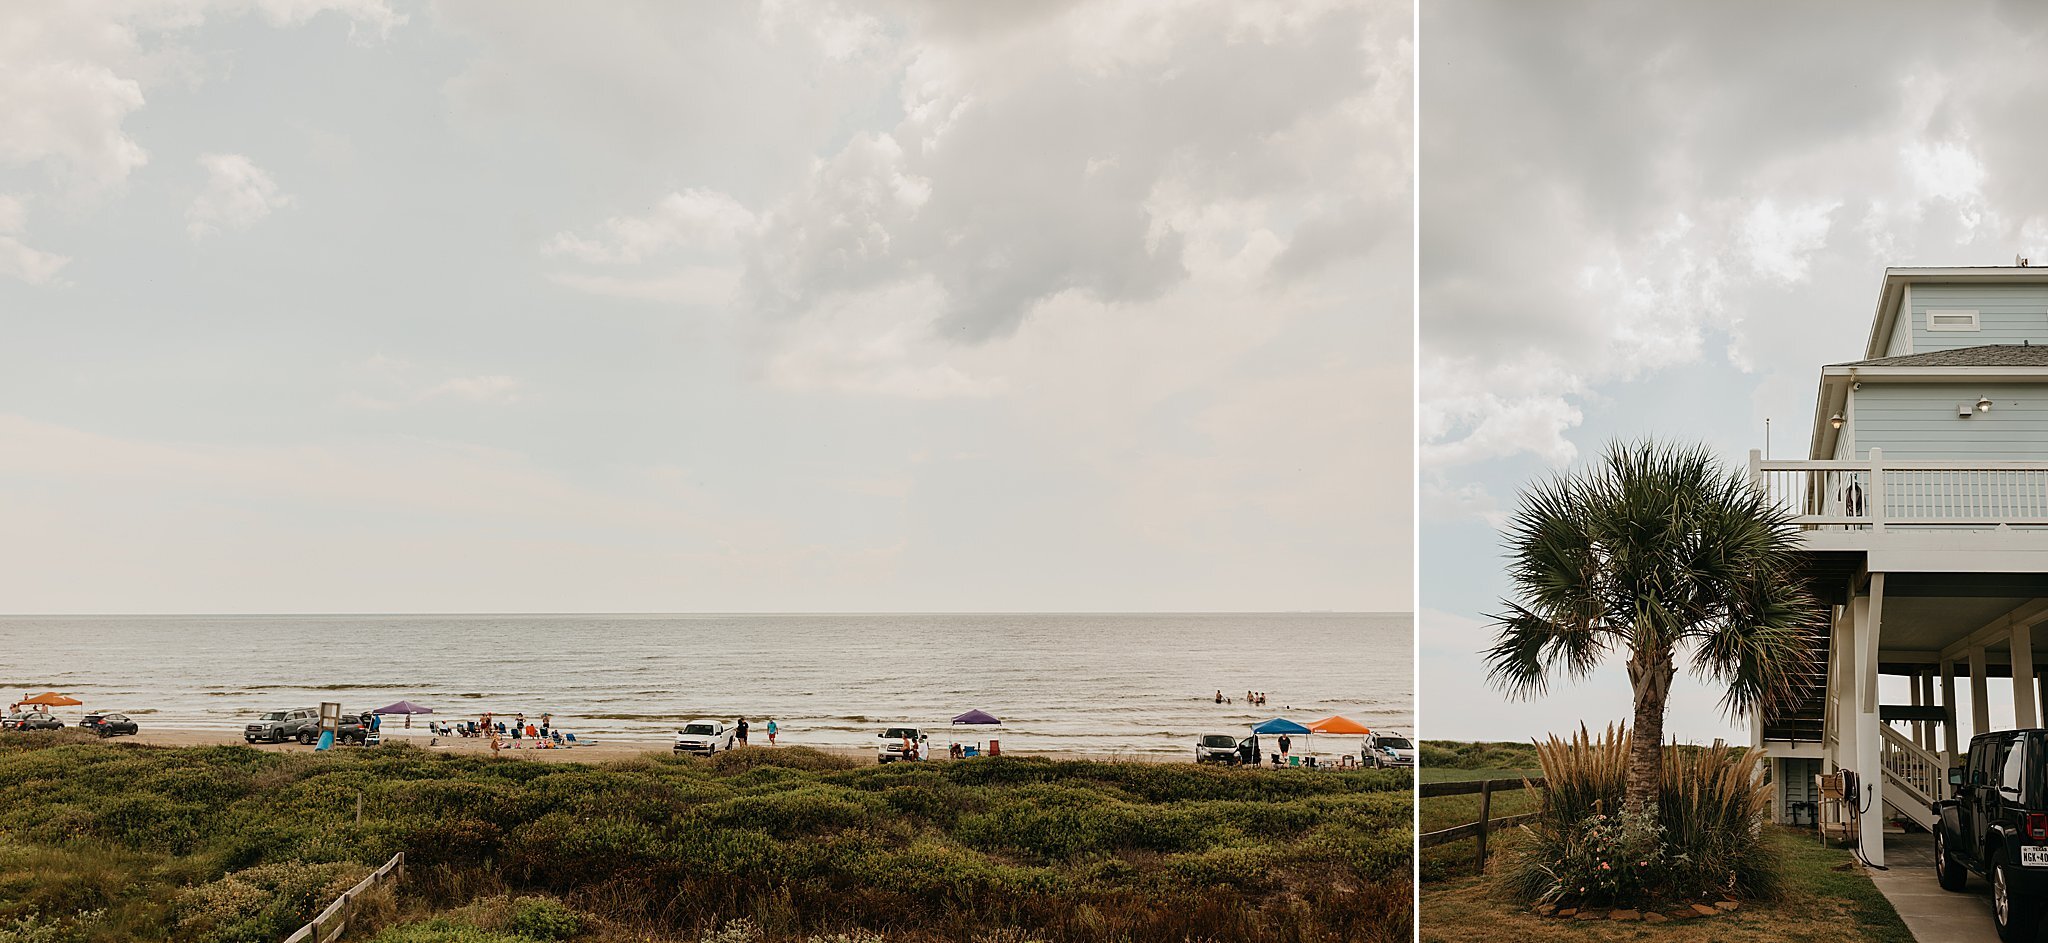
[1502,724,1780,909]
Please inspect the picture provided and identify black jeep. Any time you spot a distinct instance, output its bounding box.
[1934,728,2048,941]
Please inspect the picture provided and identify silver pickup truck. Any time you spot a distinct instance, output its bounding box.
[244,708,322,744]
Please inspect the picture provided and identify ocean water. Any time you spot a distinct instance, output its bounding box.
[0,612,1410,756]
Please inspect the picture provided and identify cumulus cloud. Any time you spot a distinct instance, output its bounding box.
[422,375,520,404]
[341,357,522,409]
[0,1,399,267]
[545,189,757,264]
[543,0,1409,405]
[1421,0,2048,474]
[186,153,295,237]
[0,195,70,285]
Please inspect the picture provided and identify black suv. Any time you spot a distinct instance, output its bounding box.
[78,713,138,737]
[1934,728,2048,940]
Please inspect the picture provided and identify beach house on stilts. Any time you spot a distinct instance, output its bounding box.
[1753,265,2048,866]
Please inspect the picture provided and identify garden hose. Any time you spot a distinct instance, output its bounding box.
[1855,783,1890,871]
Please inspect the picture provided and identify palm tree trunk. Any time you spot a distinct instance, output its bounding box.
[1625,650,1676,813]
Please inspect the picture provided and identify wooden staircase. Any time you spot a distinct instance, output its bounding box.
[1762,620,1830,744]
[1879,724,1944,831]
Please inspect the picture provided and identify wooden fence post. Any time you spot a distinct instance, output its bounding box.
[1475,778,1493,874]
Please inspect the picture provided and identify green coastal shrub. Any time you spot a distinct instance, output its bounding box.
[1502,725,1779,908]
[0,738,1409,942]
[503,896,582,940]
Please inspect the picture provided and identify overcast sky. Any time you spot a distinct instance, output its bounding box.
[1,0,1411,615]
[1421,0,2048,743]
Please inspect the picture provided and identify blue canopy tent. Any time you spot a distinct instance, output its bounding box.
[1251,717,1310,735]
[1250,717,1314,766]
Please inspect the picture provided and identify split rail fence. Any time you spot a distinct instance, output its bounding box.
[282,851,405,943]
[1418,776,1544,875]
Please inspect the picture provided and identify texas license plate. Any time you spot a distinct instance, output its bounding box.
[2022,846,2048,868]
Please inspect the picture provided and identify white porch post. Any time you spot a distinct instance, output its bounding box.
[1854,576,1886,867]
[2018,621,2039,731]
[1971,645,1991,739]
[1942,659,1960,758]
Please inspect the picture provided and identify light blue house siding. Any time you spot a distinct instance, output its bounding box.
[1852,382,2048,460]
[1850,381,2048,522]
[1909,284,2048,352]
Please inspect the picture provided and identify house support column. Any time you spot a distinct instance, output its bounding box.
[1942,658,1960,759]
[1922,673,1938,748]
[1911,675,1925,748]
[1853,576,1886,868]
[1971,645,1991,739]
[2018,621,2039,732]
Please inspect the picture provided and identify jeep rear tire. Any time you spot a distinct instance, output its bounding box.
[1935,829,1968,892]
[1995,860,2041,943]
[298,729,316,745]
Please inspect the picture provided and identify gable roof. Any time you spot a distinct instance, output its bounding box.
[1833,344,2048,368]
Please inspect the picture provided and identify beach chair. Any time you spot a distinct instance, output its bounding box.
[963,746,979,757]
[565,733,578,746]
[1287,755,1300,767]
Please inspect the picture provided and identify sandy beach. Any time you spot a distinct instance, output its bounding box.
[115,726,1212,765]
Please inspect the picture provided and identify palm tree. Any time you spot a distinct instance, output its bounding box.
[1486,439,1823,813]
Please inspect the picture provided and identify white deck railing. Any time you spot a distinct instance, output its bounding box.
[1750,449,2048,530]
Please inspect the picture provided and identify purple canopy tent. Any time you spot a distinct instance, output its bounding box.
[373,700,434,730]
[950,709,1003,756]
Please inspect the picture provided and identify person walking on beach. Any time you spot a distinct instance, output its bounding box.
[735,717,749,746]
[765,719,777,746]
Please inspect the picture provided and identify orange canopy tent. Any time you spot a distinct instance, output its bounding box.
[17,692,82,708]
[1307,715,1371,735]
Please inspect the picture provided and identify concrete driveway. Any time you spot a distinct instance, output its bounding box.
[1870,833,2008,941]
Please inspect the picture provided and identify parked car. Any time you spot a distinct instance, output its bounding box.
[1365,732,1416,769]
[673,720,736,756]
[1195,733,1243,764]
[877,726,927,763]
[3,711,64,732]
[315,713,371,745]
[244,708,322,744]
[1934,728,2048,941]
[78,712,138,737]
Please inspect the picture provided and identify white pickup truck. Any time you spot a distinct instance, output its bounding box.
[673,719,737,756]
[1365,731,1417,769]
[877,726,927,763]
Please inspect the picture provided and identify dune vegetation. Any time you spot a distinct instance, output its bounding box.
[0,731,1409,943]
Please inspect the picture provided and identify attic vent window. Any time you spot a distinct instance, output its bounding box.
[1928,309,1981,332]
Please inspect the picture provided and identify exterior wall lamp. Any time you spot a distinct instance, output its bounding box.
[1829,413,1844,430]
[1977,395,1994,413]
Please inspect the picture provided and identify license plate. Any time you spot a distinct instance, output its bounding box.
[2022,846,2048,868]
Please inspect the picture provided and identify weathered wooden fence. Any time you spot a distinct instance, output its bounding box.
[282,851,404,943]
[1418,777,1544,874]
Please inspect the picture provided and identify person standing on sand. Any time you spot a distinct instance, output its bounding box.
[766,719,777,746]
[540,713,551,738]
[1277,733,1291,757]
[735,717,749,746]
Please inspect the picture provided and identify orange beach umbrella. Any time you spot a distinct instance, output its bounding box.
[1307,715,1371,735]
